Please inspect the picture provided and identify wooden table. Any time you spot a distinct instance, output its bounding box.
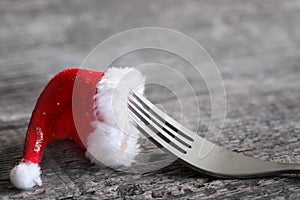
[1,0,300,199]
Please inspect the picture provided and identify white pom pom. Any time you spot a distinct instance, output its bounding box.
[10,162,42,190]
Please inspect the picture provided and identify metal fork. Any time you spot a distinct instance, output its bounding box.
[128,91,300,178]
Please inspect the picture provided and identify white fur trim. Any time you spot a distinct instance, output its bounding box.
[10,162,42,190]
[86,122,141,167]
[85,67,145,167]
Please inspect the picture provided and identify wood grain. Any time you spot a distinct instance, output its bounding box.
[0,0,300,199]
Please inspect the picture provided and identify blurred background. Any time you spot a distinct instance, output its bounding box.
[0,0,300,199]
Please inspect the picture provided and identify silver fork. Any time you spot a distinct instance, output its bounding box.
[128,91,300,178]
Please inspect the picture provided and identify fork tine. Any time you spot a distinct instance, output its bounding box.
[128,101,189,154]
[129,108,188,157]
[128,100,190,153]
[128,94,192,149]
[130,92,196,142]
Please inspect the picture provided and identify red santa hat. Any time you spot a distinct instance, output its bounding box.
[10,67,145,190]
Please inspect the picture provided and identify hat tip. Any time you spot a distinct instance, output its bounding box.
[10,162,42,190]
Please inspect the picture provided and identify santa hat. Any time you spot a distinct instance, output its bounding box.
[10,67,145,190]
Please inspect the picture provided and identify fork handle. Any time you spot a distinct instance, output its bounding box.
[185,138,300,178]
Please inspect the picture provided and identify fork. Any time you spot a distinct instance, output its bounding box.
[128,91,300,178]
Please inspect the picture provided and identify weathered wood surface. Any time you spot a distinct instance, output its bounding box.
[1,0,300,199]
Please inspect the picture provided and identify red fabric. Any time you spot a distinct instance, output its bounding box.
[22,68,104,164]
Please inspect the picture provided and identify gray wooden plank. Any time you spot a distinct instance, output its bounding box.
[0,0,300,199]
